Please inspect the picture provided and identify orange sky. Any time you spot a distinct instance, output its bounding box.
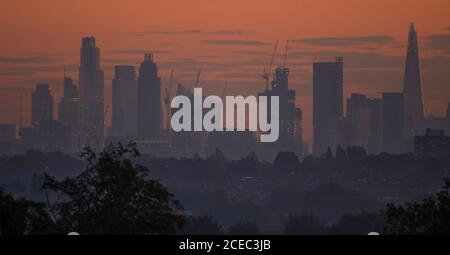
[1,0,450,144]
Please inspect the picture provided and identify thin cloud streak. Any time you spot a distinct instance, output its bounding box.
[293,35,395,46]
[0,55,58,64]
[129,29,253,36]
[109,49,173,55]
[201,39,269,46]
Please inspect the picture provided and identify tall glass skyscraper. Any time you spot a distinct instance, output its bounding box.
[313,57,344,155]
[111,65,137,139]
[137,53,162,140]
[79,37,104,150]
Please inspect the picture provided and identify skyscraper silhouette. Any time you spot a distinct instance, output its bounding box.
[58,77,80,150]
[382,92,405,154]
[345,94,382,154]
[347,93,371,149]
[313,57,344,155]
[137,53,162,140]
[259,66,303,158]
[31,84,53,125]
[24,84,71,152]
[367,98,382,154]
[403,23,424,139]
[111,65,137,139]
[79,37,104,150]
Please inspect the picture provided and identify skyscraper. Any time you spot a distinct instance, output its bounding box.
[382,92,405,154]
[403,23,424,139]
[31,83,53,125]
[345,94,382,154]
[258,66,303,158]
[58,77,80,149]
[313,57,344,155]
[137,53,162,140]
[347,93,371,149]
[367,98,382,154]
[24,84,71,153]
[79,37,104,150]
[111,65,137,140]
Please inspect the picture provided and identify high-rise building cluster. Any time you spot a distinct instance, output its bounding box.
[1,23,450,159]
[312,23,450,157]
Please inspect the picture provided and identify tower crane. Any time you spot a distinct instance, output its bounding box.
[195,69,201,87]
[262,40,278,91]
[283,40,289,68]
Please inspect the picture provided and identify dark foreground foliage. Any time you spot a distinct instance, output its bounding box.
[1,143,185,235]
[384,178,450,235]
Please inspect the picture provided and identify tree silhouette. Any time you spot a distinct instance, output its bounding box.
[42,142,185,234]
[328,212,386,235]
[0,188,52,235]
[384,178,450,234]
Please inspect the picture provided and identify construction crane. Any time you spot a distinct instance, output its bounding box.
[262,40,278,91]
[195,69,201,87]
[164,69,174,130]
[283,40,289,68]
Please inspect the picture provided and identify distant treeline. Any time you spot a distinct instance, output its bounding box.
[1,144,450,234]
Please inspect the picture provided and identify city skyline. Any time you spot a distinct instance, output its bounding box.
[1,1,450,146]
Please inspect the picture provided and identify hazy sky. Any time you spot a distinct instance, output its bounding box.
[1,0,450,144]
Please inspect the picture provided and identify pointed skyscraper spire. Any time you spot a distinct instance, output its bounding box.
[403,22,424,139]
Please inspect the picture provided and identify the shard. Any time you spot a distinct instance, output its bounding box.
[402,23,424,138]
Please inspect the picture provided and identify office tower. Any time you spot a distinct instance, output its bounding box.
[273,66,303,151]
[79,37,104,150]
[368,98,382,154]
[31,84,53,125]
[347,93,371,150]
[137,53,162,140]
[313,57,344,155]
[111,65,137,140]
[382,92,405,154]
[257,64,303,159]
[24,84,73,153]
[403,23,424,138]
[58,77,80,149]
